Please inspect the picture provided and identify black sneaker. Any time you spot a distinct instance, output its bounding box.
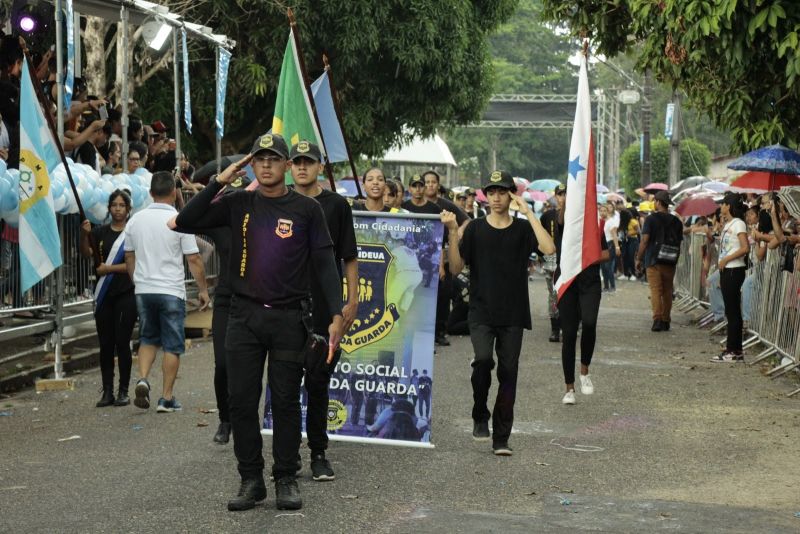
[95,389,115,408]
[275,476,303,510]
[492,442,513,456]
[310,453,335,481]
[651,320,664,332]
[213,422,232,444]
[114,390,130,406]
[434,334,451,346]
[133,379,150,409]
[472,420,490,441]
[548,330,560,342]
[227,477,267,511]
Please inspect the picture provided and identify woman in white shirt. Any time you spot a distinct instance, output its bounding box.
[711,193,750,363]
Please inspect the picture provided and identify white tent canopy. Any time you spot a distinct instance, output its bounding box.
[381,133,457,185]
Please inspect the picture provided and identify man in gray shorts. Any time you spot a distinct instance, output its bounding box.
[124,171,209,412]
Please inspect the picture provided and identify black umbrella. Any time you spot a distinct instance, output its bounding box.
[669,175,708,195]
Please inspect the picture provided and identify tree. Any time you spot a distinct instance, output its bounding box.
[541,0,800,151]
[620,137,711,195]
[132,0,518,159]
[445,0,578,184]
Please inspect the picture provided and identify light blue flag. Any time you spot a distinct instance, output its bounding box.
[64,0,75,109]
[182,29,192,134]
[18,60,62,292]
[215,48,231,139]
[310,71,348,163]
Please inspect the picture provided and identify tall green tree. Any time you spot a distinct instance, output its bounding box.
[541,0,800,151]
[619,137,711,195]
[137,0,517,160]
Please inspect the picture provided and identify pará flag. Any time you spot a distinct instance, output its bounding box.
[18,60,62,292]
[554,51,601,300]
[310,71,347,163]
[272,29,324,153]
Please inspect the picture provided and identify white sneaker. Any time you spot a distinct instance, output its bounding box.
[617,274,626,280]
[629,275,636,281]
[562,390,576,405]
[580,374,594,395]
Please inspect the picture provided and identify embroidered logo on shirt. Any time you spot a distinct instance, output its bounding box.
[275,218,294,239]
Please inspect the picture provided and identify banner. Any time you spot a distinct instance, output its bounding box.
[64,0,75,110]
[18,60,62,292]
[182,29,192,134]
[263,212,443,448]
[664,103,675,139]
[310,71,348,163]
[215,47,231,139]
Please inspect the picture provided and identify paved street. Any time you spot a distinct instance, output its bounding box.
[1,278,799,533]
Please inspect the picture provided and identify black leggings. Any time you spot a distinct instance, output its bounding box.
[720,267,746,352]
[95,291,137,392]
[212,295,231,423]
[557,276,601,385]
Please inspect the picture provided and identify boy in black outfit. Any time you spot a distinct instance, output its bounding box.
[442,170,555,455]
[175,133,344,512]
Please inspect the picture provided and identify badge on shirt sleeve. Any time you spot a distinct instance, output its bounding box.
[275,218,294,239]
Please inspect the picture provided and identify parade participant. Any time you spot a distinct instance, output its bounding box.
[443,170,555,455]
[465,188,486,219]
[635,191,683,332]
[422,170,469,346]
[383,179,400,209]
[175,133,344,512]
[355,166,392,212]
[600,204,618,293]
[289,140,358,481]
[79,190,137,407]
[539,184,566,342]
[401,174,441,215]
[125,172,209,413]
[553,185,609,405]
[710,193,749,362]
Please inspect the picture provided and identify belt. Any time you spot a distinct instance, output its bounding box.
[233,294,304,310]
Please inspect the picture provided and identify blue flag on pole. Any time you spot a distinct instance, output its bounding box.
[64,0,75,110]
[216,48,231,139]
[310,72,348,163]
[18,60,62,292]
[182,29,192,134]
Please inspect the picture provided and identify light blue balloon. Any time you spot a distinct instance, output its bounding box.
[0,159,7,176]
[51,178,64,199]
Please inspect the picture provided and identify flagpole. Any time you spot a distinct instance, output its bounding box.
[322,55,363,198]
[287,9,336,191]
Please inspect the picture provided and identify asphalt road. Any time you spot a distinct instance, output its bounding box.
[1,277,799,533]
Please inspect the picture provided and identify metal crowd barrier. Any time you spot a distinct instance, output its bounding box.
[674,231,800,397]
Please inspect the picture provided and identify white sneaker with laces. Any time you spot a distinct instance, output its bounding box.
[629,275,636,281]
[580,374,594,395]
[562,390,576,405]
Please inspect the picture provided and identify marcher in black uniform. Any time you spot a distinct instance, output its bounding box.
[443,171,555,455]
[79,190,137,407]
[289,140,358,481]
[175,134,344,512]
[422,170,469,347]
[552,186,609,405]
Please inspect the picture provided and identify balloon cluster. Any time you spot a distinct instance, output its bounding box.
[0,159,154,227]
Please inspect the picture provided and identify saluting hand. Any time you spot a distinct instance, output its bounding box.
[509,192,530,216]
[216,154,253,185]
[440,210,458,231]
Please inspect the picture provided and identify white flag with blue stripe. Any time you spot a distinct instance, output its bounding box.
[18,60,62,292]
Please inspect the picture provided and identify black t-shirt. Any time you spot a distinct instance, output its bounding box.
[91,224,134,298]
[459,217,538,329]
[351,200,392,212]
[176,187,333,307]
[310,189,358,332]
[401,199,441,215]
[200,226,232,298]
[435,197,469,226]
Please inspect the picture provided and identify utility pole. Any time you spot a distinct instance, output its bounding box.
[668,90,682,187]
[640,70,652,187]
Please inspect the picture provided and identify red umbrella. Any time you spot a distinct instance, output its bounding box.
[729,171,800,192]
[643,182,669,193]
[675,194,718,217]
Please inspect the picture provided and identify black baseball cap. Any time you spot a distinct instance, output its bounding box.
[554,183,567,195]
[465,188,476,196]
[289,140,322,162]
[250,133,289,159]
[654,190,674,206]
[481,170,515,193]
[408,174,424,187]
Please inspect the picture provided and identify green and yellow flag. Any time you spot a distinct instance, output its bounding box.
[272,28,323,151]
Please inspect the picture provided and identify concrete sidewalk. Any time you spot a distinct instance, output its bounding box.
[1,278,799,533]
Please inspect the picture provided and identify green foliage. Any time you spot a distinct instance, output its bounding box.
[620,137,711,194]
[445,0,577,184]
[541,0,800,152]
[140,0,518,160]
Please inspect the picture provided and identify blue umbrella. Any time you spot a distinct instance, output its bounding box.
[527,179,562,192]
[727,144,800,174]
